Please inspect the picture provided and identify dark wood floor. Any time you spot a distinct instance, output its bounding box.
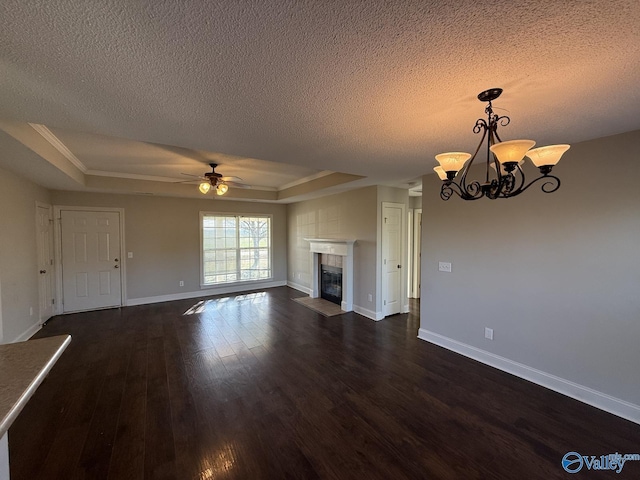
[9,287,639,479]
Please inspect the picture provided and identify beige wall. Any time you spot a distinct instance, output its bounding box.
[420,129,640,409]
[287,186,378,312]
[51,191,288,301]
[0,167,51,343]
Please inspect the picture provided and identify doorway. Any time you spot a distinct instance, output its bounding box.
[408,208,422,299]
[381,202,406,317]
[36,202,55,322]
[56,207,125,313]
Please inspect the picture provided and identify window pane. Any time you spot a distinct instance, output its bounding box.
[201,214,271,286]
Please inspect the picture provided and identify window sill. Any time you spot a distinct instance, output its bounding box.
[200,278,274,290]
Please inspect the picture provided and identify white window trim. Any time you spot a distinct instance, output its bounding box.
[199,211,273,289]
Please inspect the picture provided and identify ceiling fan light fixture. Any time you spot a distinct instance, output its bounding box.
[198,181,211,194]
[216,183,229,195]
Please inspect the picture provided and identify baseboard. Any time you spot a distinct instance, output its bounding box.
[127,280,287,306]
[286,281,312,295]
[417,328,640,425]
[353,305,384,321]
[11,321,42,343]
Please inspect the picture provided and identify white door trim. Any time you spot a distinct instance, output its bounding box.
[53,206,127,314]
[411,208,422,298]
[35,201,55,322]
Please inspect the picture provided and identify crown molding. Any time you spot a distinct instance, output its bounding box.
[86,170,182,183]
[28,123,88,173]
[278,170,333,191]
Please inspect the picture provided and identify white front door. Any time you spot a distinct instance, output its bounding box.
[382,203,404,316]
[60,210,122,312]
[36,204,55,322]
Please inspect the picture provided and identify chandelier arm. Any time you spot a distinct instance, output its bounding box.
[463,180,484,199]
[440,181,461,200]
[495,115,511,129]
[458,120,489,193]
[486,121,503,191]
[440,180,484,201]
[507,173,561,197]
[499,163,526,197]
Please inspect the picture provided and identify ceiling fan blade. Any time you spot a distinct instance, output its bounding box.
[225,181,252,189]
[220,175,244,182]
[172,179,200,184]
[180,172,205,179]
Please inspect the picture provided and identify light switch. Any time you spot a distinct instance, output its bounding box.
[127,252,133,258]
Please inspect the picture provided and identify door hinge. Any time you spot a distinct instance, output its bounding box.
[384,300,387,305]
[50,259,54,265]
[51,299,55,305]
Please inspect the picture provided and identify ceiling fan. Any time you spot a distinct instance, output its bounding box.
[181,163,250,196]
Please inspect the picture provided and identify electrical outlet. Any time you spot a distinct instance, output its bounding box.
[29,306,33,316]
[438,262,452,272]
[368,294,373,302]
[485,327,494,340]
[179,280,184,287]
[128,252,133,258]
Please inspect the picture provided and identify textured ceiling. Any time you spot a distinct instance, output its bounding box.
[1,0,639,197]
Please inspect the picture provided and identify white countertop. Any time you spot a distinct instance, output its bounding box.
[0,335,71,437]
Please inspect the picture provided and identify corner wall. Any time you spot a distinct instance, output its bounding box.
[0,167,51,343]
[287,186,378,317]
[419,129,640,422]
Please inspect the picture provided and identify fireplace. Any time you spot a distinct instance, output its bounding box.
[321,265,343,305]
[304,238,356,312]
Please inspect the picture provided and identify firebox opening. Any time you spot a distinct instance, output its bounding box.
[320,264,343,306]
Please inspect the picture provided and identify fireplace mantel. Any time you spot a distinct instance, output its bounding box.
[304,238,356,312]
[305,238,356,256]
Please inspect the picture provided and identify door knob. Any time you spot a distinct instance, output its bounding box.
[397,265,401,269]
[114,265,119,269]
[40,269,47,274]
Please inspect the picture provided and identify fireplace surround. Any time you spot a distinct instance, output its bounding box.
[304,238,356,312]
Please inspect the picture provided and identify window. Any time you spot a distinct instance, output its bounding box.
[200,213,272,286]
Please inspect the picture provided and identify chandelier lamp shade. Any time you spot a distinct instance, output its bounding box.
[434,88,570,201]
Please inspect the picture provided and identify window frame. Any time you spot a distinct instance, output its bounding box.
[199,211,273,288]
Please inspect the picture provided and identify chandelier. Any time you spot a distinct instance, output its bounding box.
[434,88,570,200]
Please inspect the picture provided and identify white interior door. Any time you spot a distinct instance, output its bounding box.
[36,204,55,322]
[382,203,404,316]
[61,210,122,312]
